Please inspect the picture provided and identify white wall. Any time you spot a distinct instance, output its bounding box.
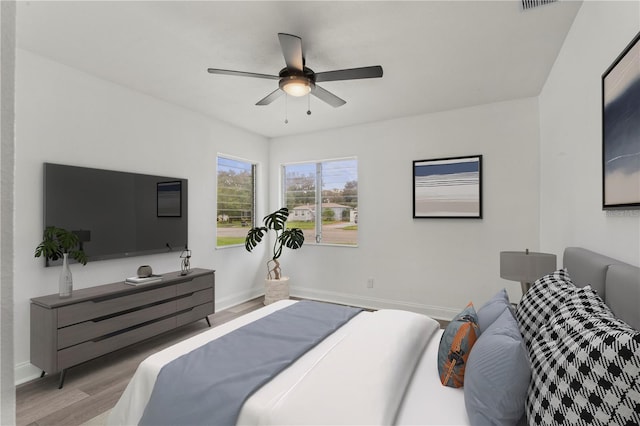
[539,0,640,266]
[270,98,542,318]
[0,1,16,423]
[14,49,270,383]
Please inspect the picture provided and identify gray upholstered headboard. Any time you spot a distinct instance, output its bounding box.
[563,247,640,330]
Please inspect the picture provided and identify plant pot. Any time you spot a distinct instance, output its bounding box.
[264,277,290,305]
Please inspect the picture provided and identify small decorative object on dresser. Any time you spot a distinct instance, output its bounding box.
[180,248,191,275]
[137,265,153,277]
[125,275,162,286]
[34,226,88,298]
[245,207,304,305]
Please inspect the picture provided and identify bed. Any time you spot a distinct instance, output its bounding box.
[108,247,639,425]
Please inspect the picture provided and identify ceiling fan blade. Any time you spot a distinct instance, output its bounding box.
[256,88,283,106]
[278,33,304,72]
[207,68,278,80]
[315,66,383,83]
[312,85,346,108]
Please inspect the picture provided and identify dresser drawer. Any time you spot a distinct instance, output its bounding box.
[176,289,213,311]
[57,300,177,349]
[176,303,214,328]
[57,316,177,370]
[57,286,176,327]
[176,275,212,296]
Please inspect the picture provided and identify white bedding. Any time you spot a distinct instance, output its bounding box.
[395,328,470,425]
[108,300,465,426]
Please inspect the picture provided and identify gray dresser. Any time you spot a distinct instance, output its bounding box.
[30,268,215,388]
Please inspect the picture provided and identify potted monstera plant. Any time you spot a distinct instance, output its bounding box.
[245,207,304,304]
[35,226,88,298]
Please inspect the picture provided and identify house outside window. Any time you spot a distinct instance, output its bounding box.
[217,155,256,247]
[282,158,358,246]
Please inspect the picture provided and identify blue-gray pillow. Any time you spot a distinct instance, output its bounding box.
[477,288,511,333]
[464,308,530,426]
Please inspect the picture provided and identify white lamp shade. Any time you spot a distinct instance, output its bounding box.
[500,251,557,284]
[282,81,310,96]
[279,76,314,97]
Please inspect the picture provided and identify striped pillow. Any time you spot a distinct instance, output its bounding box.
[437,303,480,388]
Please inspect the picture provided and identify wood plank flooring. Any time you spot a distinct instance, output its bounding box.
[16,297,266,426]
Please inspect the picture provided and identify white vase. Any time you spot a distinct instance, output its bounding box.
[59,253,73,298]
[264,277,290,305]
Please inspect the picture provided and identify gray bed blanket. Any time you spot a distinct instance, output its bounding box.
[138,301,363,426]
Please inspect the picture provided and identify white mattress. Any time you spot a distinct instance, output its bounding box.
[109,300,468,425]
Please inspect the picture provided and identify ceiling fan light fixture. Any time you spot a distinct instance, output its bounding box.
[280,76,314,97]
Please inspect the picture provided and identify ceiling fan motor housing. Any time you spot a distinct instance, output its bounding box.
[278,67,316,96]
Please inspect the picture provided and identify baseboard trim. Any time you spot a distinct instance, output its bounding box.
[215,287,264,312]
[290,286,459,321]
[15,361,41,386]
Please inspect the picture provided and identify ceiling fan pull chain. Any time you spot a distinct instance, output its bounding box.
[284,94,289,124]
[307,94,312,116]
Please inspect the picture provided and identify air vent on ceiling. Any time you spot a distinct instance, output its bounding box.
[522,0,557,10]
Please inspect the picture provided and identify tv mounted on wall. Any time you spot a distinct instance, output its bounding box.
[43,163,188,264]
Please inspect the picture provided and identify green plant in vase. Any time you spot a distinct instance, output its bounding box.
[35,226,88,297]
[245,207,304,280]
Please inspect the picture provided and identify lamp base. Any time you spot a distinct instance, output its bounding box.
[520,281,531,297]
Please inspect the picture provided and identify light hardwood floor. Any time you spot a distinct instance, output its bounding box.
[16,297,266,426]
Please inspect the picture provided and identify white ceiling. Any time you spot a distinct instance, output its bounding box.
[16,1,582,138]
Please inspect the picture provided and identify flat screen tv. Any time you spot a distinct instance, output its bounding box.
[43,163,188,264]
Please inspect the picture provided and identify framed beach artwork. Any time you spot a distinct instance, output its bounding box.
[602,30,640,210]
[413,155,482,219]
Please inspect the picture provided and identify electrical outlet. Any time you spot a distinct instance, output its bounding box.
[367,278,374,288]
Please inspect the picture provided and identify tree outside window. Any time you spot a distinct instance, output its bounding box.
[217,156,256,247]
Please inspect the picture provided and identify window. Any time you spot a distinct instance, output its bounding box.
[282,158,358,246]
[217,156,256,247]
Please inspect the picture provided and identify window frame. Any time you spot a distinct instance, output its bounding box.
[281,156,358,248]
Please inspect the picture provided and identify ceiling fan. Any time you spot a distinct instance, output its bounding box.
[207,33,383,108]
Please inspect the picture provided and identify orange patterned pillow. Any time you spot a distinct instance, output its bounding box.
[437,302,480,388]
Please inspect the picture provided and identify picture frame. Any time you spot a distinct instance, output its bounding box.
[602,30,640,210]
[157,181,182,217]
[413,155,482,219]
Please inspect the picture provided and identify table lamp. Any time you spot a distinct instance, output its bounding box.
[500,249,557,297]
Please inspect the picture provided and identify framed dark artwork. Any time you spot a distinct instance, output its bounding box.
[602,30,640,210]
[157,181,182,217]
[413,155,482,219]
